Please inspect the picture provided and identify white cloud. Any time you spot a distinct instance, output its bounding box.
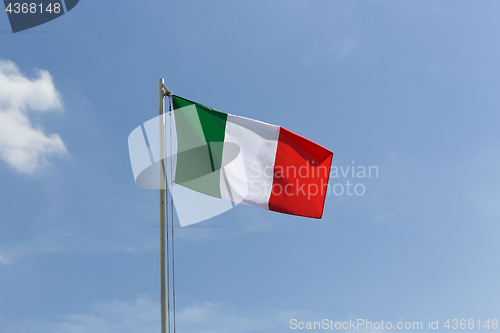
[177,302,267,333]
[3,295,389,333]
[0,59,67,175]
[4,296,158,333]
[0,254,9,265]
[0,234,60,265]
[3,297,325,333]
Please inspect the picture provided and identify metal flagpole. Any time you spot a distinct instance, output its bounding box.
[159,78,172,333]
[159,78,167,333]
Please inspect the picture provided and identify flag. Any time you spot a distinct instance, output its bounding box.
[170,95,333,219]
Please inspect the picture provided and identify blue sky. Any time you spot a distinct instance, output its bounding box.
[1,1,500,332]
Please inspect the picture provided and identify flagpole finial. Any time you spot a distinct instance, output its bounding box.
[159,78,172,97]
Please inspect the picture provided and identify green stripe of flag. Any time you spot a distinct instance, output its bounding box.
[172,95,228,198]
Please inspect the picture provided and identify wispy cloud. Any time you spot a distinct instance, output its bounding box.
[0,235,59,265]
[5,296,158,333]
[0,59,67,175]
[0,254,9,265]
[177,302,266,333]
[3,296,324,333]
[3,294,393,333]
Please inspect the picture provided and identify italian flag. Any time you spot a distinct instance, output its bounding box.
[170,95,333,219]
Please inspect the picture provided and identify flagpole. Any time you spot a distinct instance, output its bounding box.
[159,78,173,333]
[159,78,167,333]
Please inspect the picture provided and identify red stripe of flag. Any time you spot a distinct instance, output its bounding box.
[268,127,333,218]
